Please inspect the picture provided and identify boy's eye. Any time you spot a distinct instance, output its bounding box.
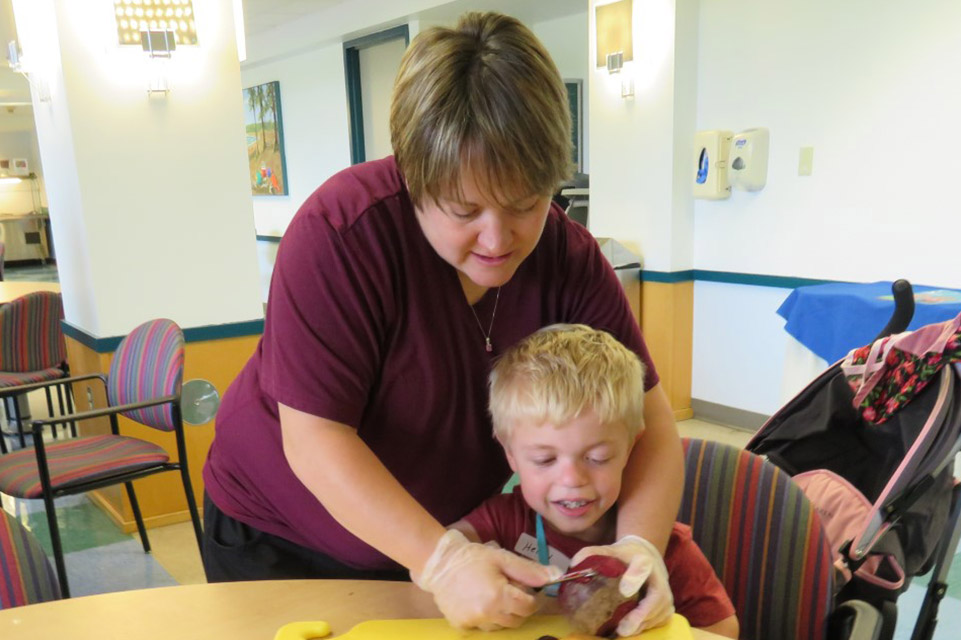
[531,457,555,467]
[587,455,612,465]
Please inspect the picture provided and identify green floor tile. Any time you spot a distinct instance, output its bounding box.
[22,499,132,556]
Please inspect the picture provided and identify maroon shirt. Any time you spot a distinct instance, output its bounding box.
[463,488,736,629]
[203,157,658,570]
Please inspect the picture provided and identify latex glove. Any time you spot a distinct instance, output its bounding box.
[571,535,674,636]
[412,530,562,630]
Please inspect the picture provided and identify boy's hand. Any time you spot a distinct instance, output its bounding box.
[570,535,674,636]
[412,530,562,630]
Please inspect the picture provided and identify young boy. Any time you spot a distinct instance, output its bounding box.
[451,324,739,638]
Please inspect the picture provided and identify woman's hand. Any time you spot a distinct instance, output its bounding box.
[570,535,674,637]
[412,530,561,630]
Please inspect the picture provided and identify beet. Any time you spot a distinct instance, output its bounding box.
[557,556,637,637]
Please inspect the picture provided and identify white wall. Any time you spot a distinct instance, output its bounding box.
[531,9,590,173]
[691,0,961,416]
[241,43,351,236]
[243,0,589,239]
[588,0,696,267]
[694,0,961,286]
[23,0,263,336]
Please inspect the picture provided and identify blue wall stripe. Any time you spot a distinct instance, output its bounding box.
[256,234,281,242]
[640,269,695,283]
[62,319,264,353]
[639,269,842,289]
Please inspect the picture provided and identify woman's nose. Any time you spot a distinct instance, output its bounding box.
[475,211,511,253]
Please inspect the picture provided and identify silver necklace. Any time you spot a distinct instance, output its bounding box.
[468,288,501,353]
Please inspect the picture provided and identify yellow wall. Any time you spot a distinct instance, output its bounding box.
[640,281,693,421]
[64,333,259,532]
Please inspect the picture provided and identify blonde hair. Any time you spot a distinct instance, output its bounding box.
[390,11,572,209]
[489,324,645,442]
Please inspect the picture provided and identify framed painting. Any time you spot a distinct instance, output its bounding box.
[565,79,583,172]
[243,80,288,196]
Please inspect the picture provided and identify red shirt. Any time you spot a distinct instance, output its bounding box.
[464,488,736,628]
[203,157,659,570]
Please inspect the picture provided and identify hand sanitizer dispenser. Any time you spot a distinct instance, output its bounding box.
[693,130,732,200]
[729,127,769,191]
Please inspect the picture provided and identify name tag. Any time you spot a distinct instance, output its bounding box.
[513,532,571,572]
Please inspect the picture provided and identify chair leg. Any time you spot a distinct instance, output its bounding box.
[61,384,77,438]
[44,387,57,439]
[12,394,25,448]
[125,481,151,553]
[42,490,70,598]
[180,465,204,556]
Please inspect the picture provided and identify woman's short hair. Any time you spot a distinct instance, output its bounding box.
[390,11,572,208]
[489,324,646,442]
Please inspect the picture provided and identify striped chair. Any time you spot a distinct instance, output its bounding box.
[0,508,60,609]
[0,291,72,453]
[679,438,835,640]
[0,319,202,597]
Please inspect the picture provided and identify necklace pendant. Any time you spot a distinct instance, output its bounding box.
[485,338,493,353]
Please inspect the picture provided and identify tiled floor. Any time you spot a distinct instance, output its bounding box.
[1,357,957,637]
[4,262,61,282]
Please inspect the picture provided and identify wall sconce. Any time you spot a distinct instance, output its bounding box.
[141,30,175,95]
[6,39,51,102]
[596,0,634,98]
[114,0,197,47]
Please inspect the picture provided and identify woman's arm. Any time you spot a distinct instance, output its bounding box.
[279,403,445,572]
[615,382,684,554]
[279,403,556,629]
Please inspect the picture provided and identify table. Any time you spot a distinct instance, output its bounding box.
[778,281,961,364]
[0,580,722,639]
[0,280,60,305]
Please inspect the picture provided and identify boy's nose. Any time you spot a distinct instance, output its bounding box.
[558,460,588,486]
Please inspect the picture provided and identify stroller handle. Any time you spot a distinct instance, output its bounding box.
[872,279,914,342]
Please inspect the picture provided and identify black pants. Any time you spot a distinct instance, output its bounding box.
[202,493,410,583]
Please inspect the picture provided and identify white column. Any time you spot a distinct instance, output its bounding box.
[14,0,261,338]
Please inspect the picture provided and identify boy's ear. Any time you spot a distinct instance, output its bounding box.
[498,436,520,473]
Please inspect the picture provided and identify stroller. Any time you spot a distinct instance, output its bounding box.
[747,280,961,640]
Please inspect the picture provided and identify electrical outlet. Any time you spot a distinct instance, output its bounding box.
[798,147,814,176]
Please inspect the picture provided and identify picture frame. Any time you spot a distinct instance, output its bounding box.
[564,79,584,173]
[243,80,288,196]
[11,158,28,176]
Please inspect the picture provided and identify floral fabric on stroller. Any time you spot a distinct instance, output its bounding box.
[748,311,961,640]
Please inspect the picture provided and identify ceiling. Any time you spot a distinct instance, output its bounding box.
[0,0,586,131]
[242,0,344,39]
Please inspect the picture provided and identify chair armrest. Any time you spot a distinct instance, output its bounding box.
[0,372,106,397]
[30,394,179,431]
[828,599,882,640]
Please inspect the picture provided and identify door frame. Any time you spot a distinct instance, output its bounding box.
[343,25,410,165]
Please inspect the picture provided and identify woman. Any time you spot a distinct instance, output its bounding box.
[202,11,683,635]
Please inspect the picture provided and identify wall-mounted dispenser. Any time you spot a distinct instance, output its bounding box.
[693,130,732,200]
[729,127,769,191]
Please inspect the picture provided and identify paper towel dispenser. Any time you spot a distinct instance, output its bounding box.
[693,130,732,200]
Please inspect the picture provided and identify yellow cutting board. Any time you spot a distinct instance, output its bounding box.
[275,613,693,640]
